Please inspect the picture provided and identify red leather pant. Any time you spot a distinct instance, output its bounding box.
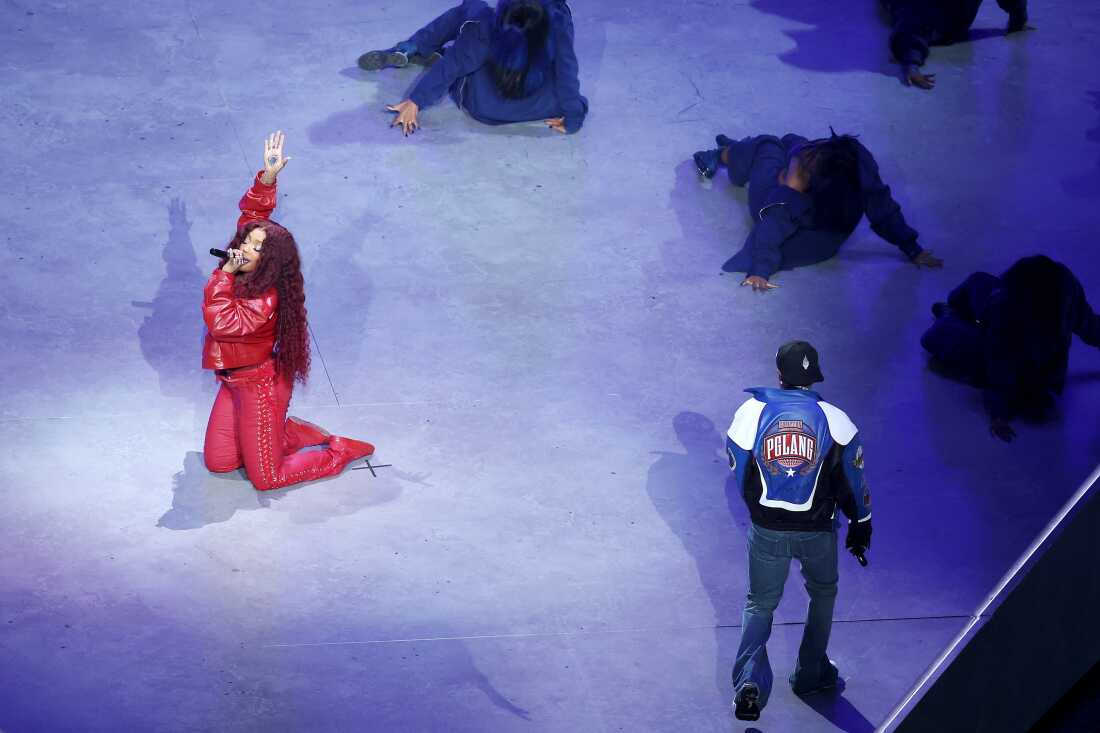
[203,360,347,490]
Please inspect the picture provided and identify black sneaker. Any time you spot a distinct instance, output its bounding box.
[790,661,841,696]
[693,149,720,179]
[733,682,761,721]
[358,48,409,71]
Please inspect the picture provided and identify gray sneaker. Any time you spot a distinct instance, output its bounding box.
[358,49,410,71]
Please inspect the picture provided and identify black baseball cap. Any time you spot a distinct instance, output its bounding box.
[776,341,824,386]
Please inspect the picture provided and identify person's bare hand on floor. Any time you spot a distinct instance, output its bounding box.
[386,100,420,136]
[990,418,1017,442]
[904,64,936,90]
[912,250,944,268]
[742,276,778,292]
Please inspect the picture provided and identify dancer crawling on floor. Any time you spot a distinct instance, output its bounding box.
[693,131,943,292]
[881,0,1032,90]
[921,254,1100,442]
[358,0,587,136]
[202,131,375,490]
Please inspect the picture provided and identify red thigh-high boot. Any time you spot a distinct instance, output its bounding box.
[283,416,332,452]
[226,362,374,491]
[204,380,243,472]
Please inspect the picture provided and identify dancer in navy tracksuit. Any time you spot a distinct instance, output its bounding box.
[358,0,587,136]
[725,342,872,721]
[693,132,943,291]
[881,0,1032,89]
[922,255,1100,442]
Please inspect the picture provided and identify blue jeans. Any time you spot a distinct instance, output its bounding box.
[731,524,839,707]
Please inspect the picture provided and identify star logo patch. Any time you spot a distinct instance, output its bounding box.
[761,419,819,477]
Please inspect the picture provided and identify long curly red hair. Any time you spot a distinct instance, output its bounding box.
[226,221,311,384]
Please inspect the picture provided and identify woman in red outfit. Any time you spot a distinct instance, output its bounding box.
[202,131,375,490]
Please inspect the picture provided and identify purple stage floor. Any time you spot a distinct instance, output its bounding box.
[2,0,1099,730]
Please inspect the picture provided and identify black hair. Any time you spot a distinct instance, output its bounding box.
[797,132,864,232]
[490,0,552,98]
[1000,254,1067,326]
[989,254,1070,386]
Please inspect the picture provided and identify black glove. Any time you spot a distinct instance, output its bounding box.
[846,520,872,557]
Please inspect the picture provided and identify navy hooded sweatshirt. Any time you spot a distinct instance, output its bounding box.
[882,0,1029,67]
[406,0,588,133]
[924,262,1100,420]
[722,134,922,279]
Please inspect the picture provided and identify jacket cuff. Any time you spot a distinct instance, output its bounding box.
[252,170,276,190]
[564,115,583,134]
[899,51,924,67]
[901,240,923,259]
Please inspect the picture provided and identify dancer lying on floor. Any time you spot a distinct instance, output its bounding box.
[358,0,587,136]
[693,131,943,292]
[921,254,1100,442]
[881,0,1032,89]
[202,131,375,490]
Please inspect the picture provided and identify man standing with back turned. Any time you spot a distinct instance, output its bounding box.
[725,341,872,721]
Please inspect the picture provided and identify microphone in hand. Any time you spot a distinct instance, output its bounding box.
[210,248,229,259]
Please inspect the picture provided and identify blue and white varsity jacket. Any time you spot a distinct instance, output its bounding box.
[726,387,871,532]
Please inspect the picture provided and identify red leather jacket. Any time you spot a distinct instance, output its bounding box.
[202,270,278,370]
[202,172,280,371]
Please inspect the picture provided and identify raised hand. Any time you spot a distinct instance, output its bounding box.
[386,100,420,136]
[261,130,291,185]
[545,117,567,134]
[912,250,944,269]
[904,65,936,90]
[742,276,779,292]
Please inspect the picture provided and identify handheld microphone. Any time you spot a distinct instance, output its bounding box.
[856,552,868,567]
[210,248,229,259]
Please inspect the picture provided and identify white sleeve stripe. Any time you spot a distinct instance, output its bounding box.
[818,400,858,445]
[758,201,788,218]
[857,513,872,523]
[727,398,766,450]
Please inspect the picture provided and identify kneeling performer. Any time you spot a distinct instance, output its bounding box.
[202,131,375,490]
